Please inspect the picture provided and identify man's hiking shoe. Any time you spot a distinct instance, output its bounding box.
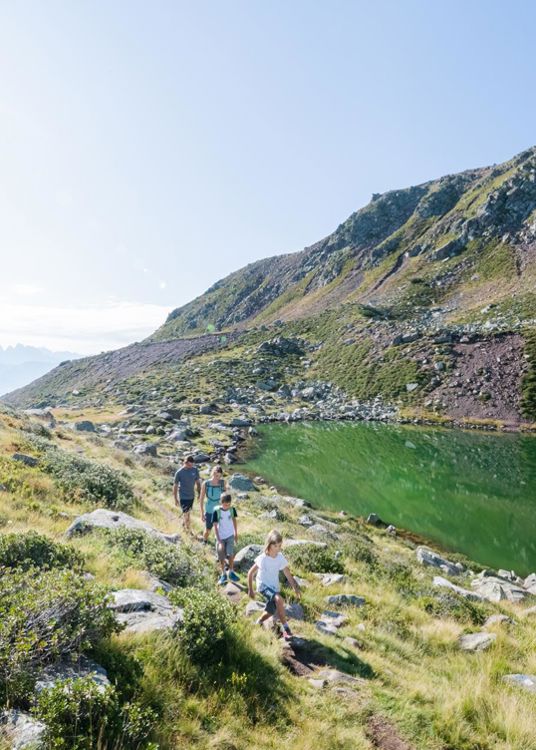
[228,570,240,582]
[219,573,228,585]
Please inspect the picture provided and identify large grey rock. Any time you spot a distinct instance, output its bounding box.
[233,544,263,572]
[0,711,45,749]
[23,408,56,427]
[502,674,536,694]
[133,443,158,457]
[416,546,463,576]
[66,509,179,544]
[433,576,485,601]
[298,514,314,527]
[459,632,496,652]
[12,453,38,467]
[325,594,365,608]
[228,474,257,492]
[109,589,182,634]
[309,668,361,688]
[230,418,252,428]
[484,614,513,627]
[315,610,348,636]
[471,575,527,603]
[74,420,95,432]
[35,658,110,694]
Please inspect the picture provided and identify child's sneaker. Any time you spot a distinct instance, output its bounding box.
[218,573,228,585]
[228,570,240,582]
[282,625,293,641]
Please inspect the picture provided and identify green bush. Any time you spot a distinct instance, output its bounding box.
[343,537,378,567]
[107,528,208,587]
[0,569,119,704]
[0,531,83,573]
[23,435,134,509]
[417,592,489,625]
[34,677,157,750]
[172,588,236,665]
[286,544,345,574]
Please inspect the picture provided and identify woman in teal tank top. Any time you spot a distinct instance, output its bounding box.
[200,465,228,542]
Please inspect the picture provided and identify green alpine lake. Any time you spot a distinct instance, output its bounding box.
[245,421,536,575]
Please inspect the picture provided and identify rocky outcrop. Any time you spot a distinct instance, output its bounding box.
[66,509,179,544]
[0,711,45,750]
[109,589,183,634]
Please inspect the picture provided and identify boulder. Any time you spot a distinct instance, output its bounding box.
[230,418,252,428]
[298,514,314,527]
[484,614,513,627]
[35,658,110,694]
[74,420,96,432]
[133,443,158,457]
[228,474,257,492]
[66,509,179,544]
[458,632,496,652]
[416,546,463,576]
[309,668,361,688]
[109,589,183,634]
[471,575,527,603]
[11,453,38,467]
[366,513,383,526]
[432,576,484,601]
[315,610,347,636]
[167,429,189,442]
[0,711,46,749]
[233,544,263,572]
[502,674,536,694]
[325,594,365,608]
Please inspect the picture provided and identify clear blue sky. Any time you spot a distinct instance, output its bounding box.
[0,0,535,352]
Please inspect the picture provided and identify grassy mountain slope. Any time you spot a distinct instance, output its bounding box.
[2,405,536,749]
[152,146,536,340]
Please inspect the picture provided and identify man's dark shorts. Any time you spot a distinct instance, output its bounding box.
[259,584,278,615]
[180,498,194,513]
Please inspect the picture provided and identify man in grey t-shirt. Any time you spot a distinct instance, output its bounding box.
[173,455,201,535]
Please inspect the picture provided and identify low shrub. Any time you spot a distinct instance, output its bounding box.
[0,531,83,573]
[286,544,345,574]
[417,592,489,625]
[22,435,134,509]
[107,528,208,587]
[34,676,157,750]
[343,536,378,567]
[171,588,236,665]
[0,569,119,704]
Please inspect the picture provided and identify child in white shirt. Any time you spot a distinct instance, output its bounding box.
[247,529,300,640]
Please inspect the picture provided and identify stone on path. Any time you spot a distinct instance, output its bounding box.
[66,508,179,544]
[502,674,536,694]
[221,581,243,604]
[0,711,46,750]
[233,544,263,572]
[309,668,362,689]
[315,610,348,635]
[458,632,496,652]
[416,546,463,576]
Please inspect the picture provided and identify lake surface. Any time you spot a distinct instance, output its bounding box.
[245,421,536,575]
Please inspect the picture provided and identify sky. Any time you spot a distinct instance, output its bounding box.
[0,0,535,354]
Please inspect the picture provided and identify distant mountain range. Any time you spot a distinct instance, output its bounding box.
[0,345,80,397]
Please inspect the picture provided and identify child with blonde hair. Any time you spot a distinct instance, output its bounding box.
[247,529,300,640]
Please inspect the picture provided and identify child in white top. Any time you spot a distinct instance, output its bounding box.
[247,529,300,640]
